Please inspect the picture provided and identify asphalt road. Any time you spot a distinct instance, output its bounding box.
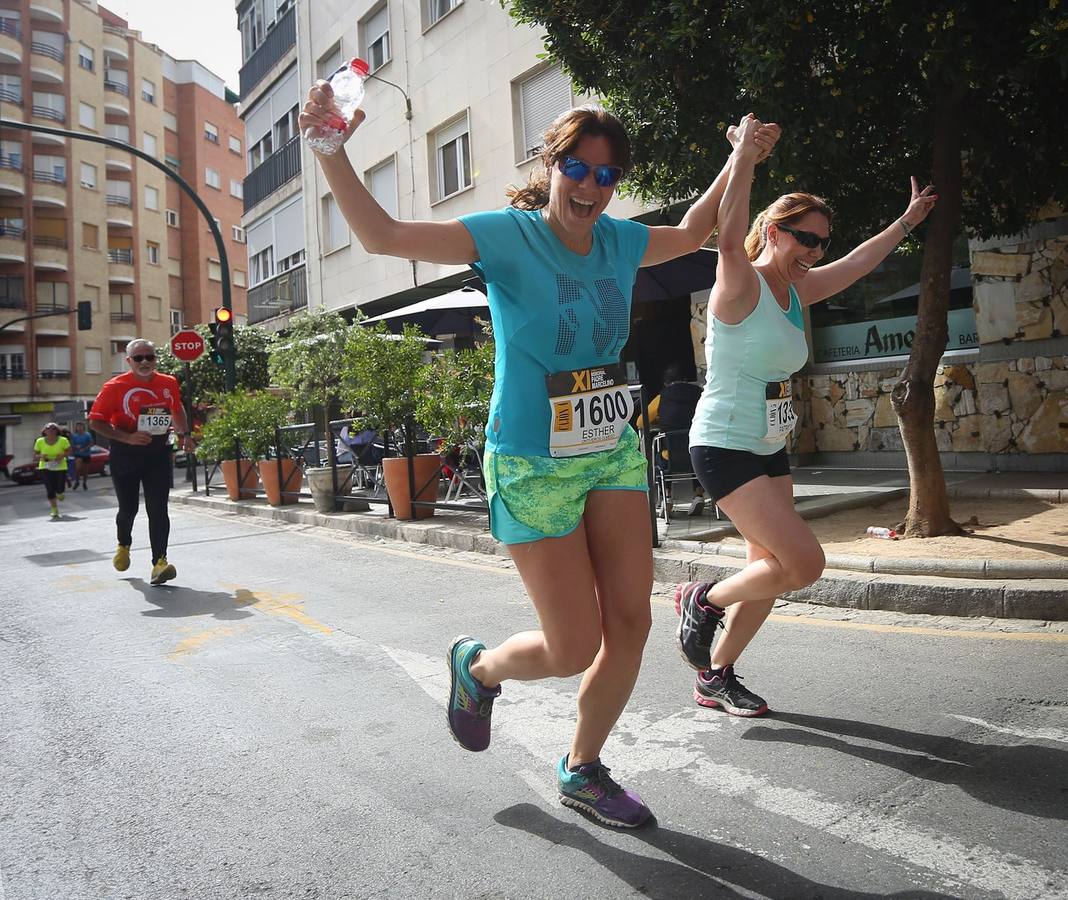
[2,482,1067,900]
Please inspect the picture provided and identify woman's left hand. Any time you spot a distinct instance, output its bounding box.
[726,115,781,163]
[902,176,938,228]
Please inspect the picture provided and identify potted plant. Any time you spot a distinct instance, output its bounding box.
[196,391,279,501]
[344,322,438,520]
[269,309,356,512]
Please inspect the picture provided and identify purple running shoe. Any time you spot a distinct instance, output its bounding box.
[557,755,652,828]
[447,635,500,752]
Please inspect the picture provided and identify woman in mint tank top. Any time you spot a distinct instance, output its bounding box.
[676,117,938,718]
[301,80,782,827]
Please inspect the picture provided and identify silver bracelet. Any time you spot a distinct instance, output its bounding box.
[899,219,912,236]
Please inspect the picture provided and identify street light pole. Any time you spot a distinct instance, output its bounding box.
[0,117,236,391]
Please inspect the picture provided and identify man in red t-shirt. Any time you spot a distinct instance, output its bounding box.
[89,338,194,585]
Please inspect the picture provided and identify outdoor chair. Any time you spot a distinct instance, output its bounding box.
[651,429,719,521]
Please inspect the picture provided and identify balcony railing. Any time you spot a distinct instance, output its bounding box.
[33,170,66,185]
[110,311,135,322]
[247,263,307,325]
[107,248,133,263]
[0,292,26,309]
[0,88,21,105]
[104,79,130,96]
[238,5,295,98]
[31,105,64,122]
[38,369,71,379]
[0,154,22,170]
[106,194,132,207]
[33,235,67,249]
[0,18,21,39]
[35,303,69,314]
[0,368,28,380]
[243,135,300,211]
[102,24,127,37]
[30,42,64,62]
[0,223,25,238]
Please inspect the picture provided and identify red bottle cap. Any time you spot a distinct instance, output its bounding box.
[349,58,370,77]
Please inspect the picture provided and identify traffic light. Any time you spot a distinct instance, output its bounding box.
[77,300,92,331]
[209,306,234,366]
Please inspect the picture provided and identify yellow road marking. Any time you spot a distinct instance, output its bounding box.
[52,573,113,593]
[766,613,1068,642]
[169,624,248,659]
[227,587,333,635]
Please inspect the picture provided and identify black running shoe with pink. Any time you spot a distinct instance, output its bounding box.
[694,666,769,716]
[674,581,725,671]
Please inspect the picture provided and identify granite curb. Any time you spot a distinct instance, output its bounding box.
[172,490,1067,621]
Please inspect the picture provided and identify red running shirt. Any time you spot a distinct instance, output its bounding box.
[89,371,182,434]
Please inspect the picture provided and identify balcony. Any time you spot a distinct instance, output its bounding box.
[106,194,133,227]
[238,5,295,98]
[110,310,135,324]
[247,263,306,324]
[243,135,301,212]
[102,25,129,60]
[29,0,64,23]
[0,366,28,380]
[103,79,130,115]
[31,170,66,206]
[107,247,135,283]
[32,234,68,270]
[0,154,25,197]
[0,222,26,262]
[34,305,69,336]
[105,147,132,172]
[29,41,64,83]
[0,17,22,63]
[31,105,65,133]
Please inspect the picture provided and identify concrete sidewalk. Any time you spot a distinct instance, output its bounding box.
[171,465,1067,622]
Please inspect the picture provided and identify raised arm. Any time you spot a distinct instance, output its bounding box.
[300,82,477,265]
[798,177,937,306]
[641,119,781,267]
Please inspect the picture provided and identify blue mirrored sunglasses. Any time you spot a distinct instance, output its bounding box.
[559,156,624,188]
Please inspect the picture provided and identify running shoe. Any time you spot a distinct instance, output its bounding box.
[694,665,769,716]
[688,497,705,517]
[113,544,130,572]
[57,492,65,501]
[49,508,59,520]
[674,581,725,671]
[557,755,652,828]
[150,556,177,585]
[447,635,500,752]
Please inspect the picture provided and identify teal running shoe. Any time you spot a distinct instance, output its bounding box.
[557,755,652,828]
[447,635,500,752]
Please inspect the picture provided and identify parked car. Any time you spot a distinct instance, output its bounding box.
[9,444,110,484]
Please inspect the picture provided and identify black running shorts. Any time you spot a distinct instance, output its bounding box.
[689,445,791,502]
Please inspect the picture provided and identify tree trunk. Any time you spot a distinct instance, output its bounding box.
[890,86,966,538]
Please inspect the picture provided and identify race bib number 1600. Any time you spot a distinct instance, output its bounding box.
[546,363,633,458]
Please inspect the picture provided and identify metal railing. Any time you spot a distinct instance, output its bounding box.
[107,248,133,263]
[38,369,71,379]
[31,105,64,122]
[238,5,295,97]
[0,153,21,170]
[0,18,21,38]
[30,42,64,62]
[106,194,132,207]
[103,24,127,37]
[103,80,130,96]
[35,303,69,314]
[33,235,67,248]
[32,170,65,185]
[0,222,25,238]
[0,289,26,308]
[0,89,21,105]
[247,263,307,324]
[242,135,300,211]
[109,311,135,322]
[0,368,27,379]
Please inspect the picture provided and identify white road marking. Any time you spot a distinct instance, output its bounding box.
[382,644,1068,900]
[949,713,1068,745]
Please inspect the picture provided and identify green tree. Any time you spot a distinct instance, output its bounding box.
[414,336,495,457]
[505,0,1068,536]
[158,324,273,408]
[268,308,351,436]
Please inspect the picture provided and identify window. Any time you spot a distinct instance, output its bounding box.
[0,276,25,308]
[167,257,181,277]
[322,193,349,253]
[248,131,273,170]
[105,123,129,143]
[229,135,242,154]
[164,155,180,174]
[165,209,179,228]
[141,78,155,104]
[277,250,305,273]
[274,105,299,146]
[232,225,246,243]
[431,115,471,201]
[516,63,572,160]
[78,44,94,72]
[170,308,182,336]
[37,346,71,377]
[205,167,220,189]
[250,247,273,285]
[146,241,160,265]
[144,185,159,210]
[0,345,26,379]
[367,157,398,218]
[84,347,102,375]
[34,154,65,181]
[163,111,178,132]
[318,43,343,80]
[82,284,100,313]
[142,132,157,158]
[0,74,22,106]
[361,6,390,72]
[109,292,134,320]
[82,223,98,249]
[36,281,69,311]
[239,0,266,61]
[78,102,97,130]
[146,296,162,320]
[208,259,222,282]
[204,121,219,143]
[110,340,126,373]
[230,179,243,199]
[105,179,130,203]
[0,138,21,170]
[233,269,246,287]
[424,0,460,29]
[32,91,64,118]
[80,162,97,189]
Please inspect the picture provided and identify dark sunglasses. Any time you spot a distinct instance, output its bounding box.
[130,354,156,362]
[559,156,624,188]
[778,224,831,251]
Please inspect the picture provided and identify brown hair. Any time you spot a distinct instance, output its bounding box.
[744,192,834,261]
[506,105,633,211]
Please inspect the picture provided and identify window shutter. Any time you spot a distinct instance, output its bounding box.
[519,65,571,158]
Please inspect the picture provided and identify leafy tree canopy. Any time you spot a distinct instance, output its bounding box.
[505,0,1068,242]
[158,324,273,407]
[268,308,351,420]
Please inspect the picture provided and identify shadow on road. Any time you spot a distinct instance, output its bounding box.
[742,712,1068,821]
[494,802,950,899]
[123,577,254,622]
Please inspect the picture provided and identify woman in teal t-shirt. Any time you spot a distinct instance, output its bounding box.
[675,118,937,719]
[33,422,70,520]
[301,83,778,827]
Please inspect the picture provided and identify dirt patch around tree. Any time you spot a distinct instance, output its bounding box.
[718,496,1068,560]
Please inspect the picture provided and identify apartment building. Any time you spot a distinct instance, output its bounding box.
[0,0,244,460]
[236,0,306,332]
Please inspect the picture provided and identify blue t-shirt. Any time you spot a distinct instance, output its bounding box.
[459,207,649,456]
[69,431,93,457]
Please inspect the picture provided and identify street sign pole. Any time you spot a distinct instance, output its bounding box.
[185,360,198,491]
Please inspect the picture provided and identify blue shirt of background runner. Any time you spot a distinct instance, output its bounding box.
[459,207,649,457]
[69,431,93,458]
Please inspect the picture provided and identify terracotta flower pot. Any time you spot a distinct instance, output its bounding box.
[382,454,441,520]
[257,457,301,506]
[220,459,259,501]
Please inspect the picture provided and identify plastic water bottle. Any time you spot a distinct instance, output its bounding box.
[866,526,898,540]
[304,57,370,155]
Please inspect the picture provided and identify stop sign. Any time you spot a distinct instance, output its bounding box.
[170,329,206,362]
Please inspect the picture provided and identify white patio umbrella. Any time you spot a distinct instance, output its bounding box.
[361,287,489,334]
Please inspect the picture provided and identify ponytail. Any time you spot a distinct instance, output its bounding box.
[744,211,768,261]
[747,193,834,260]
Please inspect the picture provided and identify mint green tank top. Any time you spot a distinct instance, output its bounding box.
[689,271,809,455]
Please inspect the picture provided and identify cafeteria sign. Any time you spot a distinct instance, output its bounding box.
[812,308,978,364]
